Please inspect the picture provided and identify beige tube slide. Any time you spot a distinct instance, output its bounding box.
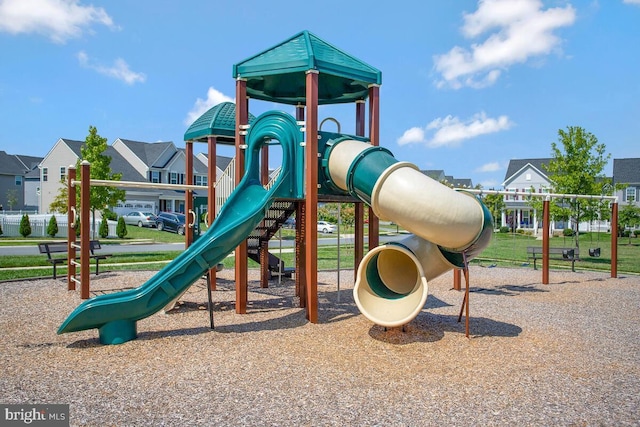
[326,139,492,327]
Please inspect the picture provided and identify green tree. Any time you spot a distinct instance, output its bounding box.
[543,126,611,249]
[6,189,18,210]
[480,192,504,229]
[49,126,126,237]
[116,216,128,238]
[99,216,109,238]
[47,215,59,238]
[619,203,640,244]
[19,214,31,237]
[48,177,69,214]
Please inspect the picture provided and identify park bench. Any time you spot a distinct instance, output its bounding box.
[526,246,580,272]
[38,240,112,279]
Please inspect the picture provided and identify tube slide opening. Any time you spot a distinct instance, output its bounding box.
[355,245,429,328]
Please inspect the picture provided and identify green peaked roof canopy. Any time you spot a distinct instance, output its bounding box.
[233,30,382,105]
[184,102,256,144]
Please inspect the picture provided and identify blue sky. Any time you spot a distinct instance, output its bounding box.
[1,0,638,188]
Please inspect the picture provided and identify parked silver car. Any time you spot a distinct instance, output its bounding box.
[122,211,157,227]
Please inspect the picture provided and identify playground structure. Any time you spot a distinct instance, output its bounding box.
[58,30,509,344]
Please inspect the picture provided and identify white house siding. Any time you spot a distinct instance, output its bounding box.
[39,140,80,214]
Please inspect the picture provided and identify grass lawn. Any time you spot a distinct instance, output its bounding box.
[1,224,637,281]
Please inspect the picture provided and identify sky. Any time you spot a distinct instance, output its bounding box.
[1,0,639,189]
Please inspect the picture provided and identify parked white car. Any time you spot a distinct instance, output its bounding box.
[122,211,157,228]
[317,221,337,233]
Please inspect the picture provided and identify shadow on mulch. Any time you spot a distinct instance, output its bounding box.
[368,312,522,345]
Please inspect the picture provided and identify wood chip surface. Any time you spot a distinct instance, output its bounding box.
[1,266,639,426]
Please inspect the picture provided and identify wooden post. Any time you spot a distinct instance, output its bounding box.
[259,142,270,287]
[185,140,194,247]
[207,136,217,290]
[542,198,550,285]
[304,70,319,323]
[453,268,461,291]
[368,84,380,250]
[80,160,90,299]
[611,202,618,278]
[354,99,365,270]
[67,165,76,290]
[295,105,306,307]
[235,78,248,314]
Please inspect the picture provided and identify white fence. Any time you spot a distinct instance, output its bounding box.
[0,214,119,239]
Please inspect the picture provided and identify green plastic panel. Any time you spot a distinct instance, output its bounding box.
[233,30,382,105]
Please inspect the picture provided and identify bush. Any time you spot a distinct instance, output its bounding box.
[75,216,81,237]
[19,214,32,238]
[47,215,58,237]
[499,226,510,233]
[102,209,117,221]
[116,217,127,238]
[562,228,574,237]
[0,221,3,236]
[99,217,109,239]
[516,228,525,234]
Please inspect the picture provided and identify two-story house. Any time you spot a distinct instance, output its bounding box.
[612,158,640,206]
[501,158,552,230]
[0,150,43,211]
[38,137,233,217]
[39,138,145,214]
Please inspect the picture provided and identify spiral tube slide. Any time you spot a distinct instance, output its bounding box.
[324,139,493,327]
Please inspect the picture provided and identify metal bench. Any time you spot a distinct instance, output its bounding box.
[526,246,580,272]
[38,240,112,279]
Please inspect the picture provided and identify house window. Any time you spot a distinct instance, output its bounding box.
[195,175,207,186]
[169,172,178,185]
[15,176,22,186]
[151,171,161,183]
[626,187,637,203]
[525,173,531,181]
[60,166,66,180]
[42,167,48,182]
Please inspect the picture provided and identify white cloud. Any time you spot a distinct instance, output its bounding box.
[184,87,235,126]
[623,0,640,4]
[397,112,513,148]
[0,0,116,43]
[77,51,146,85]
[397,127,426,145]
[434,0,576,89]
[476,162,502,172]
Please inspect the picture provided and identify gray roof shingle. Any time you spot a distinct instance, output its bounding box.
[613,158,640,184]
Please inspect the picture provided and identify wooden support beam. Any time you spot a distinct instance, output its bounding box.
[80,161,90,299]
[368,85,380,250]
[235,78,248,314]
[354,100,365,270]
[67,165,76,291]
[185,141,194,247]
[304,70,319,323]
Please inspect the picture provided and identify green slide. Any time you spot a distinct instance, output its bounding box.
[58,111,304,344]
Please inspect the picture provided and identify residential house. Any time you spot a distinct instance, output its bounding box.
[501,158,552,230]
[38,137,233,218]
[612,158,640,206]
[0,150,43,211]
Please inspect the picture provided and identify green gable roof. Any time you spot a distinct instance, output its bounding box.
[184,102,256,144]
[233,30,382,105]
